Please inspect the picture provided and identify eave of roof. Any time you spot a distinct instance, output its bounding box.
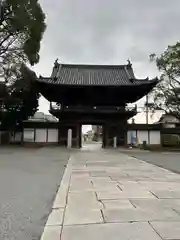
[37,76,158,87]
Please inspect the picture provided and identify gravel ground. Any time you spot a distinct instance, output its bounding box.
[0,147,69,240]
[120,149,180,174]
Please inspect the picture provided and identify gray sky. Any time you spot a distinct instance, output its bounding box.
[33,0,180,125]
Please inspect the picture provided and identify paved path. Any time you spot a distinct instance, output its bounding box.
[42,145,180,240]
[121,149,180,174]
[0,147,69,240]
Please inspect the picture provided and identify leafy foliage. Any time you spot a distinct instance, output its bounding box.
[0,0,46,63]
[0,65,39,129]
[150,42,180,119]
[0,0,46,129]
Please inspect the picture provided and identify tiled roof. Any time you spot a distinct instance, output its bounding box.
[38,63,157,86]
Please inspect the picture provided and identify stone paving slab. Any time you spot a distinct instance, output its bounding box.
[89,176,111,182]
[102,199,134,209]
[137,181,180,191]
[150,222,180,240]
[40,226,62,240]
[69,179,93,191]
[131,199,171,210]
[131,199,180,212]
[67,192,99,207]
[40,146,180,239]
[103,207,180,223]
[46,208,64,226]
[61,222,161,240]
[96,189,156,200]
[67,195,103,210]
[53,187,67,208]
[151,189,180,199]
[64,208,103,225]
[91,180,119,190]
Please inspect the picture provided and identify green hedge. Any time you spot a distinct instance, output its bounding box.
[162,134,180,146]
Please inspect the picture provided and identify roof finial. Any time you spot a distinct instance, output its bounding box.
[127,59,132,66]
[54,58,59,68]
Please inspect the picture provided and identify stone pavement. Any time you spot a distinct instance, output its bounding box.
[41,146,180,240]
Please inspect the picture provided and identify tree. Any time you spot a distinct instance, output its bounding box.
[0,65,39,130]
[0,0,46,68]
[0,0,46,129]
[150,42,180,119]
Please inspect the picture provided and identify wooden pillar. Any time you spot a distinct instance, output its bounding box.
[106,124,114,147]
[34,128,36,143]
[103,121,127,148]
[46,128,48,143]
[58,121,68,146]
[58,121,81,148]
[102,123,109,148]
[78,124,82,148]
[124,127,128,146]
[102,125,105,148]
[117,120,127,147]
[75,123,81,148]
[148,130,150,145]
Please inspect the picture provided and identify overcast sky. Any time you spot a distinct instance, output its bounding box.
[33,0,180,127]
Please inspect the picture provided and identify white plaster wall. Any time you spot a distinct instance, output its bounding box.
[137,131,149,144]
[14,132,22,142]
[48,129,58,142]
[150,131,161,145]
[127,131,136,144]
[24,129,34,142]
[35,129,47,142]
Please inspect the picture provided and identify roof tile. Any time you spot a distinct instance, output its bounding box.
[38,63,156,86]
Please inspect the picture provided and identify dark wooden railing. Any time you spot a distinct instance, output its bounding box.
[50,103,137,113]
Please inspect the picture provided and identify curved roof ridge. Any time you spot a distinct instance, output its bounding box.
[60,63,132,69]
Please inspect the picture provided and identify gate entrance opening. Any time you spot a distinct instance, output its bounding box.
[82,125,102,147]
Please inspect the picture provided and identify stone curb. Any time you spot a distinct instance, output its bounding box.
[40,156,72,240]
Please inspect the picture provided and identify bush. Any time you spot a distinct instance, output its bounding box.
[162,134,180,147]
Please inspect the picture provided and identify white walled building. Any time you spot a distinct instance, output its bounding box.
[157,114,180,128]
[27,112,58,122]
